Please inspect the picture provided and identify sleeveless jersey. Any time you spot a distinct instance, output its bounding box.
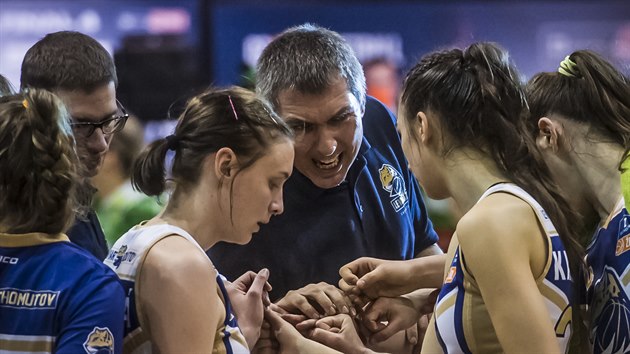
[586,197,630,354]
[104,223,249,354]
[434,183,574,353]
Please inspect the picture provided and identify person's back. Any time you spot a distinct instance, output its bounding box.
[0,89,125,353]
[20,31,128,260]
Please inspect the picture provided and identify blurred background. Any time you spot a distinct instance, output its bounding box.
[2,0,629,246]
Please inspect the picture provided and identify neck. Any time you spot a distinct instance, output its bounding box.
[442,149,510,213]
[573,142,624,221]
[147,186,221,251]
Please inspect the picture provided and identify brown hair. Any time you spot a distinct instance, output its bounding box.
[0,89,78,234]
[132,86,292,211]
[401,41,584,282]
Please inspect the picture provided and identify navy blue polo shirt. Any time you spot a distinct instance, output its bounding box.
[208,97,438,300]
[67,210,109,261]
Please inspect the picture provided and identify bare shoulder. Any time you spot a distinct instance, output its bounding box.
[142,235,216,288]
[457,192,542,258]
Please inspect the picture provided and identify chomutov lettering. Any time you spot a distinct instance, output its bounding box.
[0,288,59,309]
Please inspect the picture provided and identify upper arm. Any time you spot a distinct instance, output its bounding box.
[56,270,126,354]
[457,196,560,353]
[139,236,220,353]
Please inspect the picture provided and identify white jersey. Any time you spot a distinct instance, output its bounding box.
[104,223,249,354]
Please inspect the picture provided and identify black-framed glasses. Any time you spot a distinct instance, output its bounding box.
[70,100,129,138]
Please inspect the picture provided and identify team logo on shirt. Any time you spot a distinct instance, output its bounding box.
[83,327,114,354]
[616,215,630,256]
[379,164,408,212]
[590,267,630,354]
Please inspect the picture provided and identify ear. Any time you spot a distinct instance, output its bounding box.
[416,111,432,144]
[536,117,563,153]
[214,147,239,179]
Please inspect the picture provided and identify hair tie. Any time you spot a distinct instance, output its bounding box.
[165,134,180,151]
[22,99,29,109]
[558,55,580,78]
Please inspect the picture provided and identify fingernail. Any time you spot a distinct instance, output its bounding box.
[350,307,357,316]
[261,268,270,277]
[329,306,336,315]
[342,306,349,314]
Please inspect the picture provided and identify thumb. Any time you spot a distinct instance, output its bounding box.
[248,268,270,297]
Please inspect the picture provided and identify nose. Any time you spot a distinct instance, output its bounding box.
[270,190,284,216]
[86,128,110,154]
[315,127,337,157]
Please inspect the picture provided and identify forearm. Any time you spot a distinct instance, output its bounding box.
[416,243,443,257]
[407,255,446,289]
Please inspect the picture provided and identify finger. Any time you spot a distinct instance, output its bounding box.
[265,308,297,338]
[295,318,317,332]
[323,287,353,316]
[268,303,288,314]
[308,289,337,316]
[405,324,418,346]
[234,270,257,287]
[280,313,308,326]
[247,268,271,298]
[371,322,403,343]
[339,265,360,286]
[277,291,321,319]
[315,313,347,329]
[338,278,355,294]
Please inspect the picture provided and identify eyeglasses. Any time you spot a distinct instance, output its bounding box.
[70,100,129,138]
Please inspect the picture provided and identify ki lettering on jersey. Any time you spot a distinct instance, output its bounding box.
[378,164,408,212]
[553,250,572,281]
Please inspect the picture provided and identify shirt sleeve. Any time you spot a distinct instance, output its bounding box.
[55,270,125,354]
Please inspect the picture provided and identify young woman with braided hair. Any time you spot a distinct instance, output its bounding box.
[0,88,125,353]
[526,50,630,354]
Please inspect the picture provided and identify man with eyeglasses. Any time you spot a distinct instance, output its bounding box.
[20,31,127,260]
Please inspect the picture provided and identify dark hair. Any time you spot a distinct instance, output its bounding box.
[21,31,118,92]
[0,74,15,96]
[132,86,292,202]
[0,89,78,234]
[401,41,584,285]
[256,23,366,111]
[526,50,630,170]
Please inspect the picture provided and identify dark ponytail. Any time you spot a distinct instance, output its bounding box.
[401,41,585,290]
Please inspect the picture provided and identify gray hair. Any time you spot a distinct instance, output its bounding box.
[256,23,366,111]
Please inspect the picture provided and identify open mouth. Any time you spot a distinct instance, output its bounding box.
[314,153,342,170]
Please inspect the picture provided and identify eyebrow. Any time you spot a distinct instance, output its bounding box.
[71,109,119,123]
[330,106,355,120]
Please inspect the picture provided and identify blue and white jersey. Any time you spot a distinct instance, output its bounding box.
[434,184,574,353]
[0,232,125,354]
[586,197,630,354]
[104,223,248,354]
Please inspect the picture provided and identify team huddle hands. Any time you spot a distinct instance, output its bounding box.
[243,257,443,354]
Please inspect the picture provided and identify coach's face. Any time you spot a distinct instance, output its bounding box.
[277,76,364,189]
[56,82,117,177]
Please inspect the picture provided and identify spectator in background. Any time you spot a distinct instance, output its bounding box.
[20,31,128,260]
[92,115,161,246]
[0,89,124,354]
[364,57,400,112]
